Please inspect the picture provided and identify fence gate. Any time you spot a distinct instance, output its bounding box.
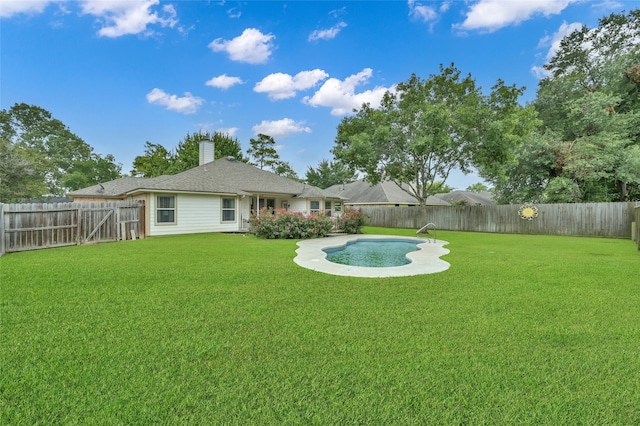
[80,205,118,243]
[0,201,145,255]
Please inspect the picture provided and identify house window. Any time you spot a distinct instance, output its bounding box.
[325,201,332,211]
[222,198,236,222]
[310,200,320,214]
[335,202,342,212]
[258,198,276,212]
[156,195,175,224]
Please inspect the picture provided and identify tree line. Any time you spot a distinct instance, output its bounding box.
[334,9,640,205]
[2,10,638,205]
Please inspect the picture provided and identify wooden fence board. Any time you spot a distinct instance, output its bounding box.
[635,204,640,250]
[359,202,635,239]
[0,204,4,256]
[0,201,145,256]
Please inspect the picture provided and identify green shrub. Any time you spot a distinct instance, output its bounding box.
[249,208,333,239]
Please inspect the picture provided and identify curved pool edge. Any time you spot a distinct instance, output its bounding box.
[294,234,450,278]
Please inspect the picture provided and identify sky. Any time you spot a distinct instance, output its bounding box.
[1,0,633,189]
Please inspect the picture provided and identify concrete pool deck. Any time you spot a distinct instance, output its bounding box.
[294,234,450,278]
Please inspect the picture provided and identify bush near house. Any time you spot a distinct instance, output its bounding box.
[336,208,367,234]
[249,208,333,239]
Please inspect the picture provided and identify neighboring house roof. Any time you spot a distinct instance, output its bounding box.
[435,190,495,205]
[68,157,345,200]
[326,180,450,206]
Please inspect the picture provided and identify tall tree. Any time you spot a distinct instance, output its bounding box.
[245,133,297,177]
[0,103,122,197]
[247,133,280,170]
[131,142,173,178]
[0,138,47,202]
[333,64,538,206]
[466,183,489,193]
[272,161,299,180]
[305,159,356,189]
[130,131,246,177]
[495,10,640,203]
[170,131,247,173]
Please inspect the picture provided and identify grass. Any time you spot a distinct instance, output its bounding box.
[1,227,639,424]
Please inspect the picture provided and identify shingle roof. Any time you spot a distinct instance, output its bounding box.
[326,180,450,206]
[434,190,495,205]
[67,176,154,198]
[68,157,345,199]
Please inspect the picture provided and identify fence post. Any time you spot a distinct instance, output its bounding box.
[76,205,82,245]
[0,204,5,257]
[632,202,637,243]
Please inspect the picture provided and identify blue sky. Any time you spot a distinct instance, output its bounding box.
[1,0,631,189]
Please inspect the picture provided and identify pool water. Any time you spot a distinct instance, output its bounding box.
[323,239,420,267]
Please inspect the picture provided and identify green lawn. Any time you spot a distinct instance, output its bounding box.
[1,228,639,424]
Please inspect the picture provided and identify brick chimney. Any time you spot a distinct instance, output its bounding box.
[199,138,214,165]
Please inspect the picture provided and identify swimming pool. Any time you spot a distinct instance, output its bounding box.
[294,235,450,278]
[323,239,420,267]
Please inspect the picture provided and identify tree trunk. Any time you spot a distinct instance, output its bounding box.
[618,179,628,201]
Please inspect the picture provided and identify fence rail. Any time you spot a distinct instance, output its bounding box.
[0,201,145,256]
[359,202,635,240]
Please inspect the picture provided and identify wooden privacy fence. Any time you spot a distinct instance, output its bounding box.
[635,203,640,250]
[359,202,635,239]
[0,201,145,256]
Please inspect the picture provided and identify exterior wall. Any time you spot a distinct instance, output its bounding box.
[240,197,252,230]
[288,199,308,214]
[149,192,240,236]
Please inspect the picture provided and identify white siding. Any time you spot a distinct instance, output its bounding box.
[288,199,308,214]
[149,193,240,236]
[240,197,251,230]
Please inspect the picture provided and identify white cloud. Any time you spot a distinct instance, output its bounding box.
[205,74,244,89]
[209,28,275,64]
[0,0,52,17]
[226,7,241,19]
[79,0,177,38]
[303,68,393,116]
[531,21,583,78]
[308,22,347,41]
[329,7,346,19]
[146,88,204,114]
[252,118,311,139]
[592,0,623,11]
[254,69,329,100]
[408,0,438,22]
[439,1,452,13]
[218,127,239,137]
[456,0,575,32]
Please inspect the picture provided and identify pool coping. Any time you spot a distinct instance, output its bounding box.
[294,234,450,278]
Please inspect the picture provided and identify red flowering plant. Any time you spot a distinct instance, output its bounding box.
[336,208,366,234]
[249,208,333,239]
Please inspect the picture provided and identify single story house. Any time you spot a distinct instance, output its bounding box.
[326,179,450,207]
[68,141,346,236]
